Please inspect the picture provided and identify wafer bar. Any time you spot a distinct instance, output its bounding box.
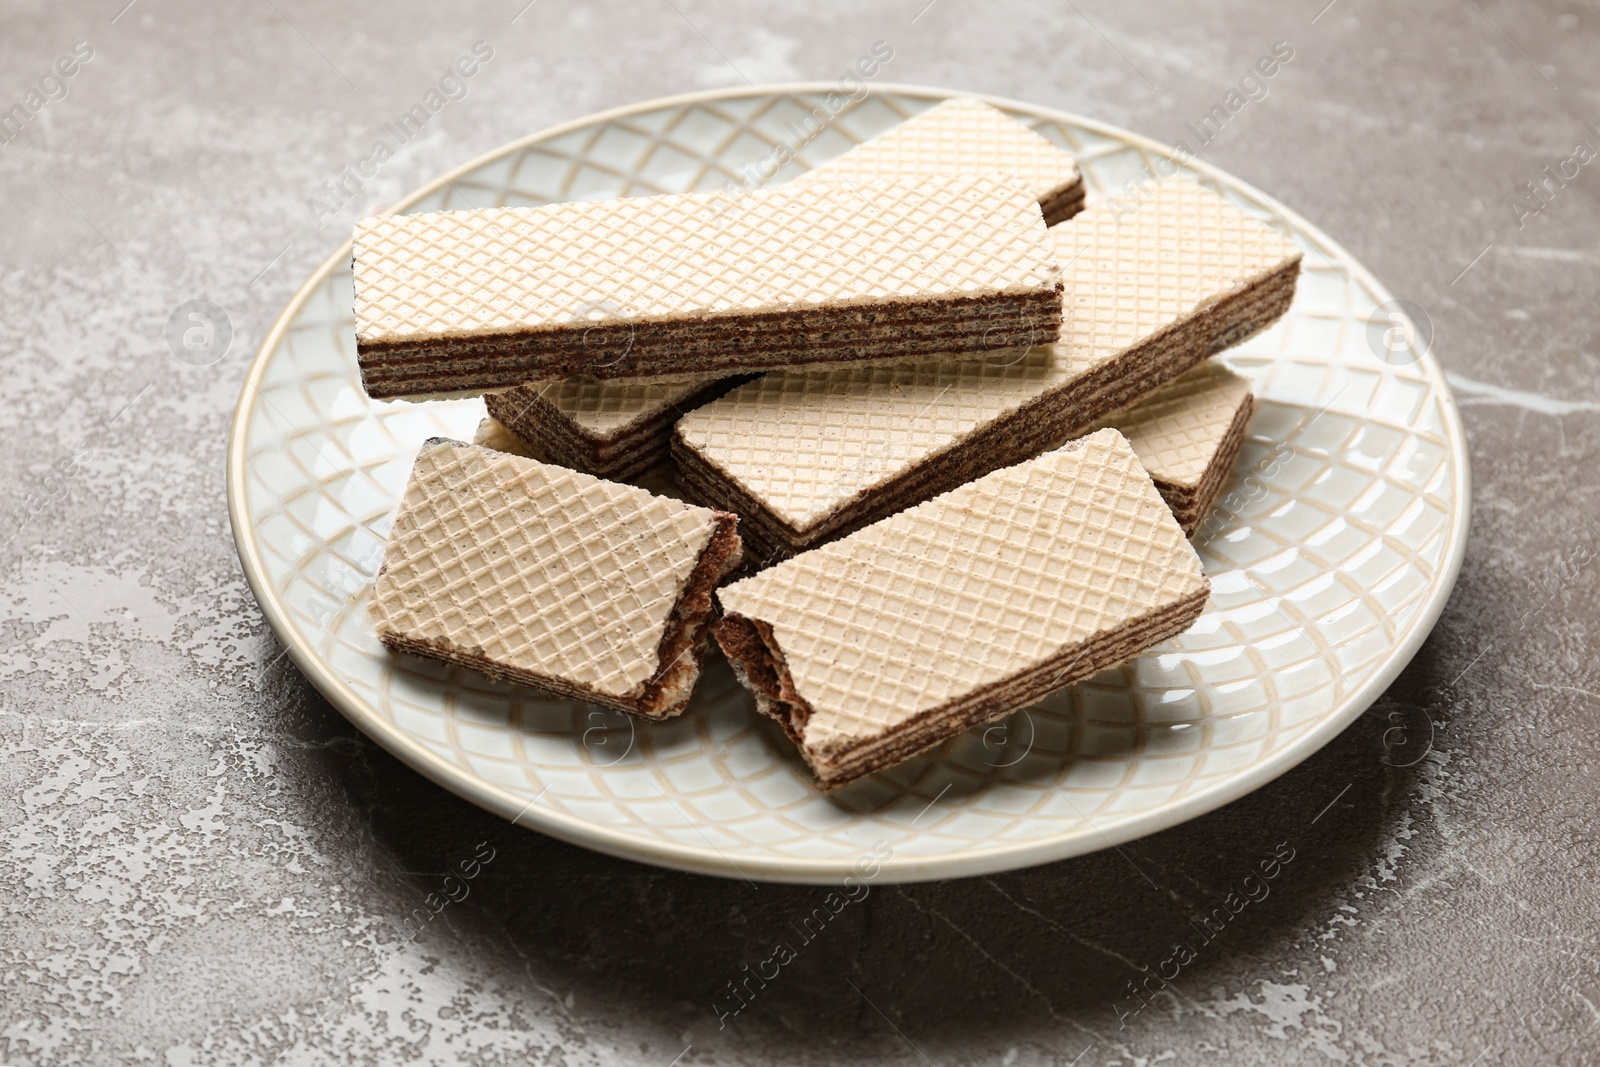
[352,175,1062,398]
[794,97,1085,224]
[1097,361,1255,535]
[369,440,742,719]
[472,415,539,459]
[483,373,738,481]
[673,180,1300,559]
[716,429,1208,788]
[469,105,1076,477]
[472,415,692,506]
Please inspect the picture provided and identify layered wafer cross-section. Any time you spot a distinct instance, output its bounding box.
[794,96,1085,224]
[352,174,1062,398]
[1099,361,1256,535]
[472,415,689,503]
[483,373,734,481]
[369,440,742,719]
[673,179,1301,559]
[715,429,1208,789]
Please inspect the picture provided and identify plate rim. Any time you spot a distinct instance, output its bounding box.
[226,81,1473,884]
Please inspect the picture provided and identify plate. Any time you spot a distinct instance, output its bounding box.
[226,84,1469,884]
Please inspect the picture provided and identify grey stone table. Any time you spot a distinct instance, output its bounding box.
[2,1,1596,1063]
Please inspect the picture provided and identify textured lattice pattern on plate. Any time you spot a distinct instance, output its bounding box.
[1103,361,1253,489]
[676,179,1299,530]
[371,441,716,696]
[352,174,1059,344]
[793,96,1080,207]
[233,89,1467,881]
[720,430,1205,751]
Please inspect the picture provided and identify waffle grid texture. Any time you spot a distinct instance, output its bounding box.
[453,98,1082,469]
[485,374,741,481]
[510,375,722,438]
[1167,392,1255,534]
[718,430,1207,761]
[1106,361,1254,490]
[352,174,1059,345]
[675,179,1300,534]
[793,97,1084,222]
[370,441,718,697]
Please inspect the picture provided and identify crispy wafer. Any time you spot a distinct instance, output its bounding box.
[1098,361,1256,535]
[483,373,737,481]
[674,180,1300,559]
[795,96,1085,223]
[716,429,1207,788]
[370,440,742,719]
[353,175,1061,398]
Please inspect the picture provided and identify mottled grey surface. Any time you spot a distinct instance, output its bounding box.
[2,0,1597,1064]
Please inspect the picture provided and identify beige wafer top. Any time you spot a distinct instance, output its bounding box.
[352,175,1059,346]
[718,430,1205,758]
[370,441,719,696]
[1104,362,1253,489]
[793,97,1081,207]
[676,180,1300,532]
[522,375,721,439]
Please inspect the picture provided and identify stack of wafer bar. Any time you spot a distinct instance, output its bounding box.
[792,97,1087,224]
[471,97,1084,472]
[716,429,1208,788]
[672,180,1301,558]
[369,440,742,719]
[352,174,1062,399]
[361,97,1308,789]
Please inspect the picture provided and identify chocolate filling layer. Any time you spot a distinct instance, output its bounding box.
[359,287,1063,397]
[1039,177,1087,227]
[485,374,749,481]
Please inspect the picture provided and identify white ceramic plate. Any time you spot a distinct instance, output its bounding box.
[227,84,1469,884]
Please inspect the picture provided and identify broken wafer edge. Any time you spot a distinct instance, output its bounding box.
[792,96,1086,224]
[351,174,1063,398]
[370,439,742,720]
[714,428,1208,789]
[671,178,1301,558]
